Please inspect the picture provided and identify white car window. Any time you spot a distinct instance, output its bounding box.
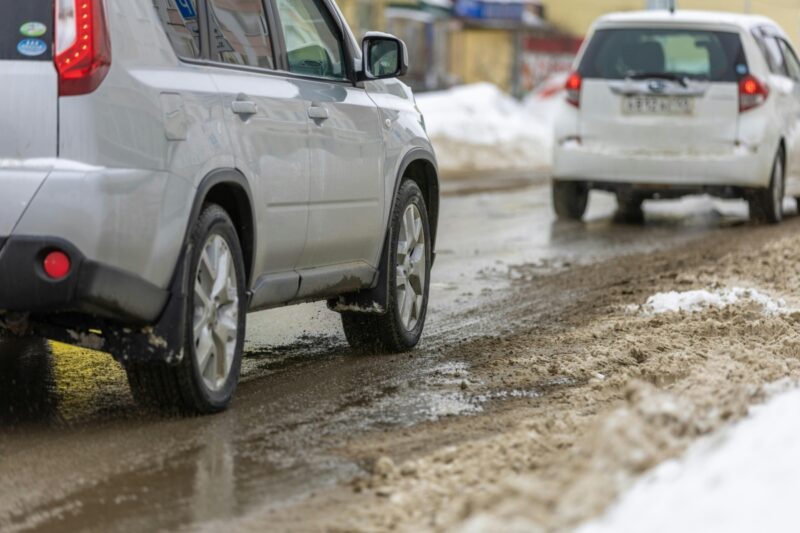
[276,0,345,80]
[758,34,788,77]
[579,28,744,82]
[778,39,800,82]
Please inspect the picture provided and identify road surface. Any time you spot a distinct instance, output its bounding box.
[0,184,780,532]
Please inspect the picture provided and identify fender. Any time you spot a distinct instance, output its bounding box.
[102,169,257,365]
[329,148,439,315]
[183,168,257,281]
[390,147,440,255]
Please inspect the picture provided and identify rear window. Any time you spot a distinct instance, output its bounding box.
[0,0,53,61]
[579,28,746,82]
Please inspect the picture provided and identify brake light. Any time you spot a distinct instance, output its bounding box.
[565,71,582,108]
[739,75,768,113]
[54,0,112,96]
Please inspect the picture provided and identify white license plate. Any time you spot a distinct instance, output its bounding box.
[622,95,694,115]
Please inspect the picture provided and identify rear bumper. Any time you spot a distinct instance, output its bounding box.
[0,235,168,323]
[553,141,772,188]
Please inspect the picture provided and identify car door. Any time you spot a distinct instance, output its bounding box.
[272,0,384,276]
[776,38,800,195]
[204,0,311,306]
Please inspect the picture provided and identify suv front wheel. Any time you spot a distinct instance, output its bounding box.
[126,204,247,415]
[341,180,432,353]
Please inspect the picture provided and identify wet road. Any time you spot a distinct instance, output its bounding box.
[0,184,761,532]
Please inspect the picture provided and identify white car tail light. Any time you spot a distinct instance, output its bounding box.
[565,71,582,108]
[739,74,769,113]
[54,0,112,96]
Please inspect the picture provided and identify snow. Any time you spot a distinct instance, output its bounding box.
[415,83,559,176]
[635,287,787,316]
[577,386,800,533]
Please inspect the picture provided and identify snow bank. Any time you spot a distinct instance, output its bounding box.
[415,83,558,177]
[578,386,800,533]
[634,287,787,316]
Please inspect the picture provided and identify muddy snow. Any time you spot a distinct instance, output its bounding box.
[254,218,800,532]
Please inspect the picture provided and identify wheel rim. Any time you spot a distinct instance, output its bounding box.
[193,234,239,392]
[773,156,784,216]
[396,204,427,331]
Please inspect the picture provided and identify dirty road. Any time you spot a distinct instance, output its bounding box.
[2,181,798,532]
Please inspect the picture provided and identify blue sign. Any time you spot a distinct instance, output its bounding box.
[176,0,197,20]
[17,38,47,57]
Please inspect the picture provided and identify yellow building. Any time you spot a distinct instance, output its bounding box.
[540,0,800,45]
[336,0,389,36]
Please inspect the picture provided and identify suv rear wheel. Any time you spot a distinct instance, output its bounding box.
[341,180,432,353]
[553,180,589,221]
[749,149,785,225]
[126,205,247,415]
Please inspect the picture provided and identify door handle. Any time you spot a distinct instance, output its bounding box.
[232,100,258,115]
[308,105,329,121]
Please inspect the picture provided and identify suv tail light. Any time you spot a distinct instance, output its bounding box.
[739,74,769,113]
[54,0,112,96]
[565,71,582,108]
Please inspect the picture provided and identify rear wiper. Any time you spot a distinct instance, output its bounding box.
[626,72,688,87]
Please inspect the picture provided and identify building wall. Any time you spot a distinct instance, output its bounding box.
[540,0,800,45]
[449,29,515,90]
[337,0,389,37]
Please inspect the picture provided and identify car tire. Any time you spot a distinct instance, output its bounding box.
[749,149,785,225]
[614,193,645,224]
[126,204,247,415]
[341,180,432,354]
[553,180,589,221]
[0,333,56,420]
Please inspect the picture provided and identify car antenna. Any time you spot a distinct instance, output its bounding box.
[669,0,676,14]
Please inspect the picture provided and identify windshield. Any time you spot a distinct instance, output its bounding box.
[578,28,746,82]
[0,0,53,61]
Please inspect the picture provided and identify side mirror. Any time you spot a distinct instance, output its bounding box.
[360,32,408,81]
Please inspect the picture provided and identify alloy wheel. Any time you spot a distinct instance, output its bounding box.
[193,234,239,392]
[396,204,427,331]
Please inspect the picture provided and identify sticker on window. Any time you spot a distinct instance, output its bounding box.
[176,0,197,20]
[17,38,48,57]
[20,22,47,38]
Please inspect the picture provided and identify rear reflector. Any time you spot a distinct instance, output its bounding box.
[565,71,582,108]
[43,250,71,280]
[54,0,112,96]
[739,74,769,113]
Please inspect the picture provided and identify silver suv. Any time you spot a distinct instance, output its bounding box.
[0,0,439,414]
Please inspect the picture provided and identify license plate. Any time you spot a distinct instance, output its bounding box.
[622,95,694,115]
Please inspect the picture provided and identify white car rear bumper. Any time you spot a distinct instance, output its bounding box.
[553,141,771,189]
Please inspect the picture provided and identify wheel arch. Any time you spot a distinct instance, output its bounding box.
[394,149,440,256]
[188,168,257,286]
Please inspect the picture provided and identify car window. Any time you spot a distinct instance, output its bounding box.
[778,39,800,81]
[207,0,275,69]
[275,0,346,80]
[579,28,745,82]
[756,34,788,76]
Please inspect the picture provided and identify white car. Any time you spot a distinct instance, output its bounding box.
[552,10,800,223]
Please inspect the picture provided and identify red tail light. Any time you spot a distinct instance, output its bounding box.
[54,0,112,96]
[739,74,769,113]
[565,71,582,108]
[43,251,71,280]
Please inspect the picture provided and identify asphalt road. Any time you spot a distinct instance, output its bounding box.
[0,184,759,532]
